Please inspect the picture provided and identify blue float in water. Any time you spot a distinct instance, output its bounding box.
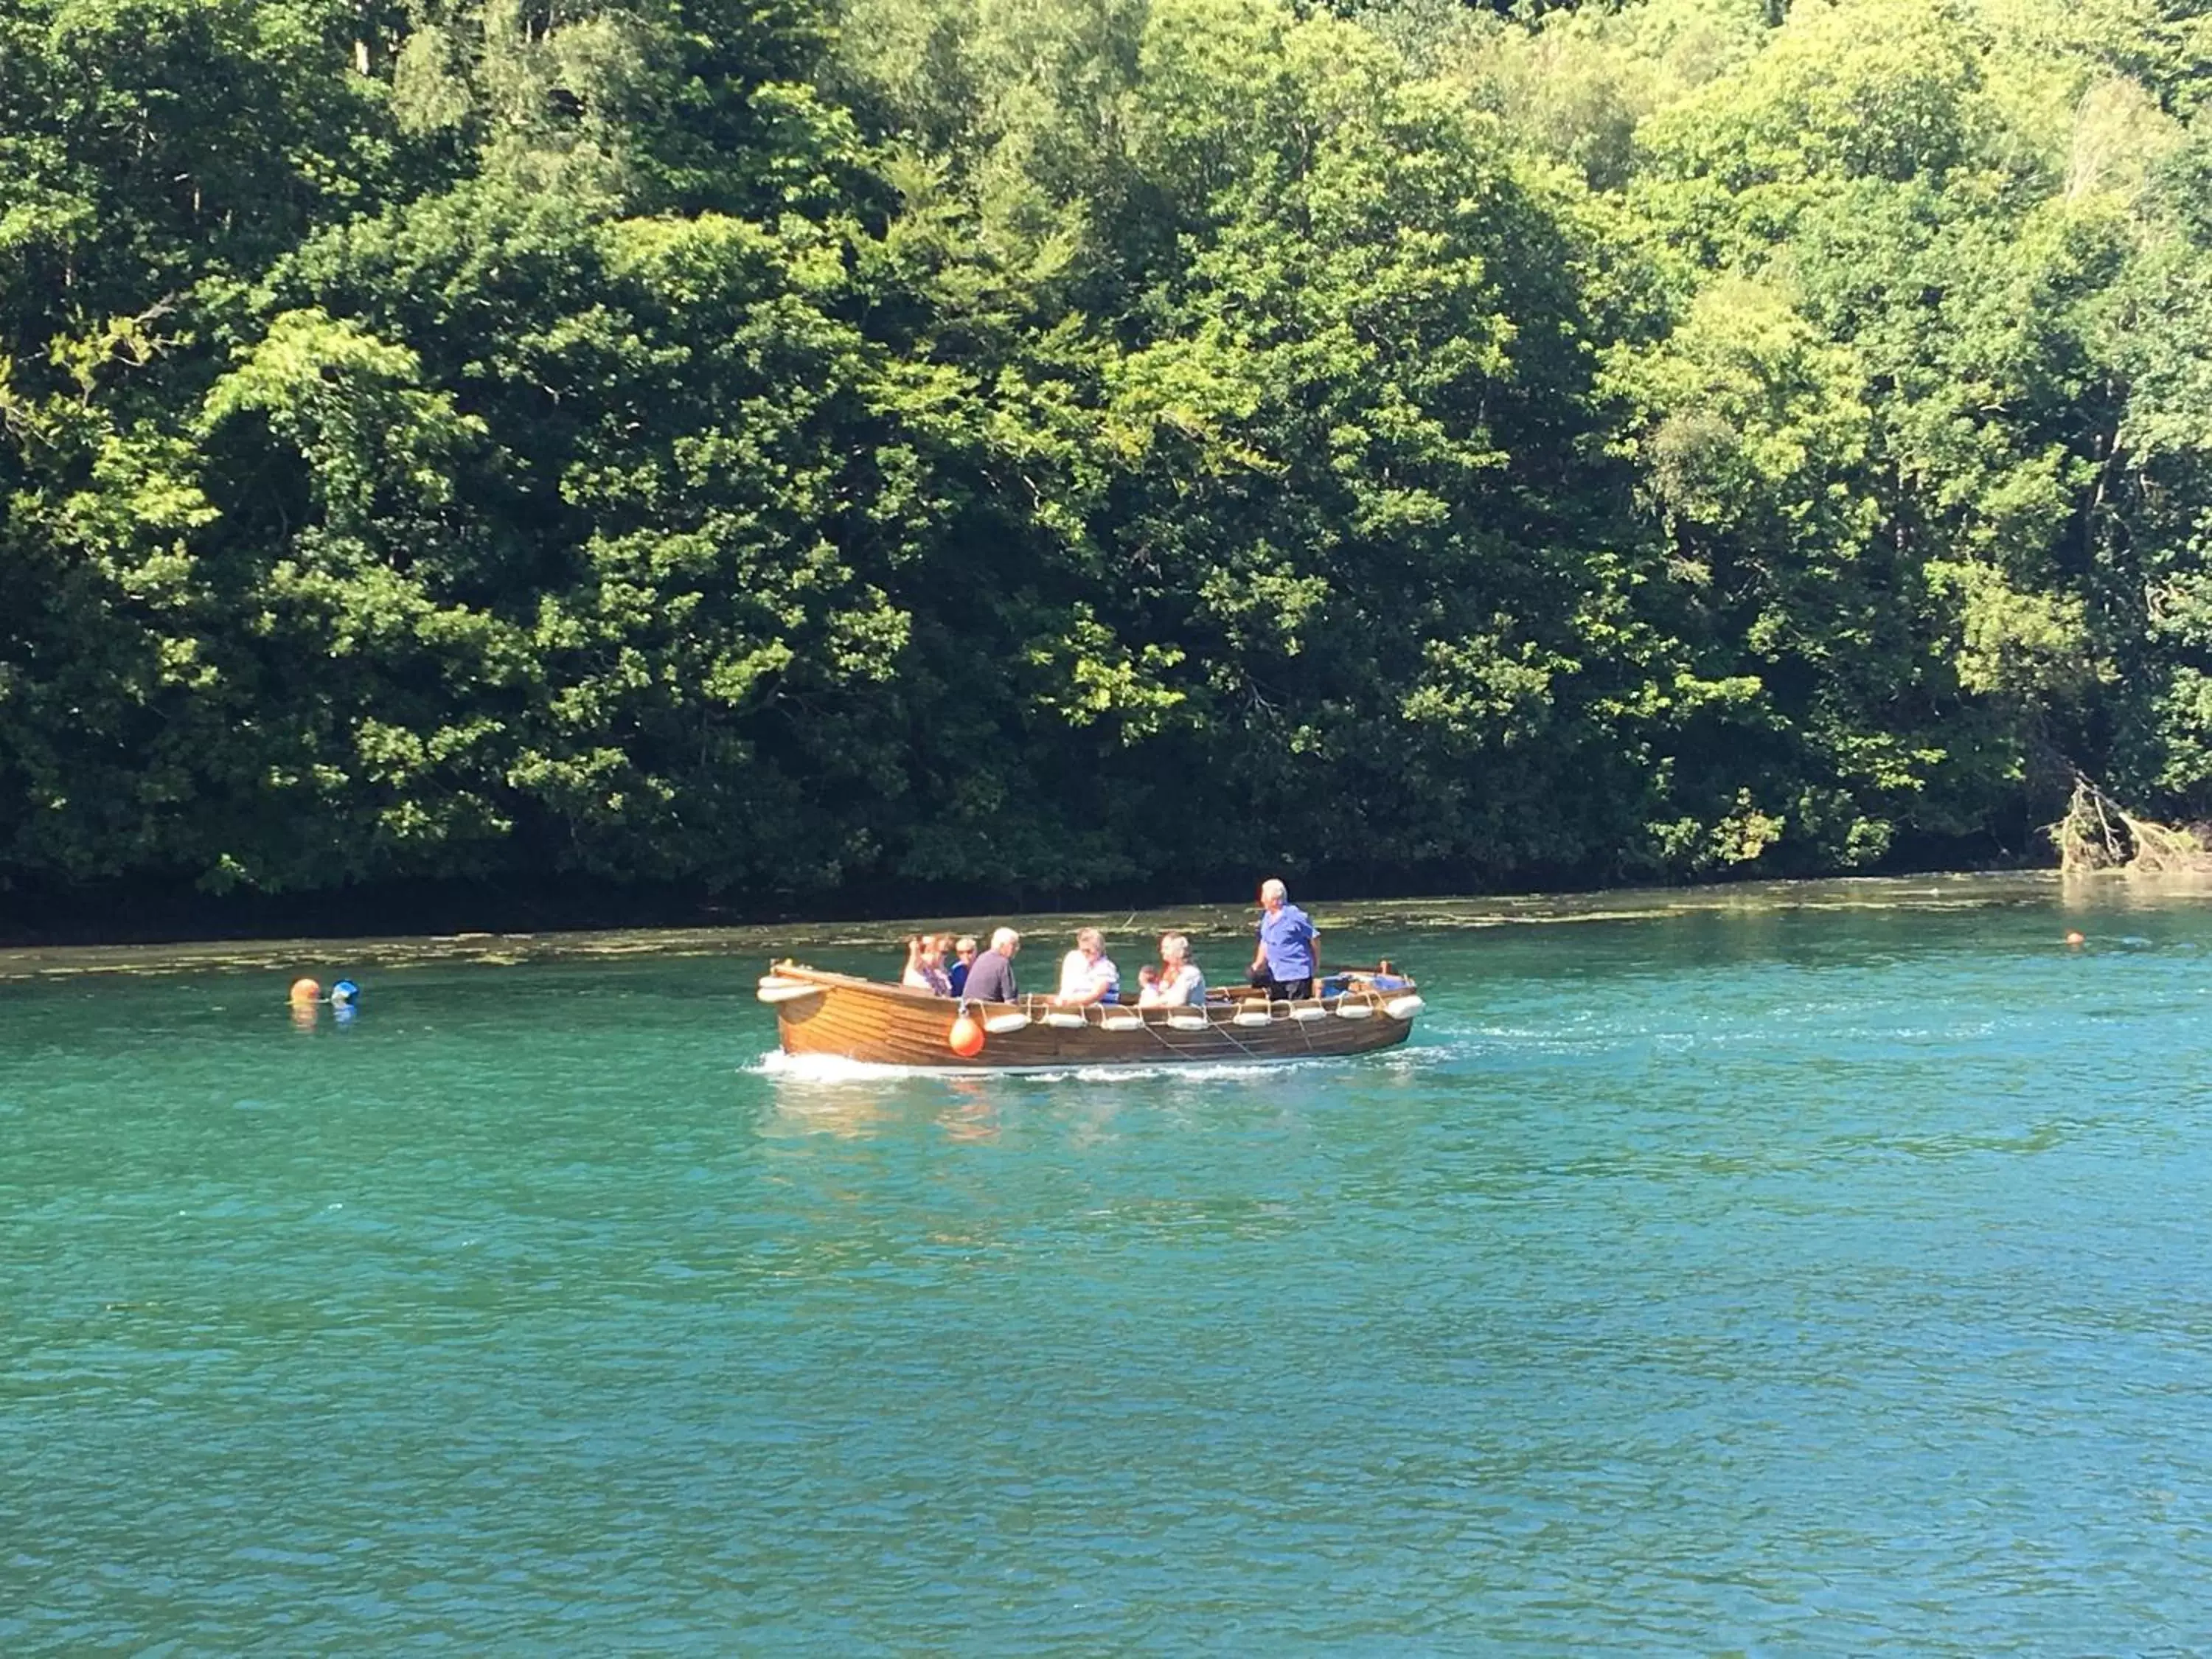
[330,979,361,1005]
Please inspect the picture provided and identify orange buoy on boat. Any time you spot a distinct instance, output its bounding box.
[948,1014,985,1057]
[290,977,321,1004]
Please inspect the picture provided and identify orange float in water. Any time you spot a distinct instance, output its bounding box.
[2065,931,2086,947]
[947,1015,985,1057]
[290,977,321,1004]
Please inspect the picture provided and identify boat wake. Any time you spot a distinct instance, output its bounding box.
[748,1046,1449,1085]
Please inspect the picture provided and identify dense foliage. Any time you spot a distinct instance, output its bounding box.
[5,0,2212,916]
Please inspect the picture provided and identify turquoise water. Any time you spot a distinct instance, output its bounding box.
[8,878,2212,1650]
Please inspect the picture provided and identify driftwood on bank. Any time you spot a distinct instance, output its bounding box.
[2050,777,2212,874]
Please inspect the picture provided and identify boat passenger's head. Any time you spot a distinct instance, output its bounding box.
[955,936,978,962]
[991,927,1020,955]
[1076,926,1105,959]
[1160,932,1189,964]
[1260,878,1287,911]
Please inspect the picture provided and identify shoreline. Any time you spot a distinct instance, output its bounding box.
[2,868,2175,982]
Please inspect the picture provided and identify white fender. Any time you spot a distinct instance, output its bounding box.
[1099,1011,1144,1032]
[1166,1013,1211,1032]
[1334,999,1377,1020]
[757,978,824,1004]
[1385,994,1426,1020]
[1231,1009,1273,1027]
[1289,1006,1329,1023]
[984,1012,1032,1034]
[1042,1011,1087,1029]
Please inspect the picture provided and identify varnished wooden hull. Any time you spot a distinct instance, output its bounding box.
[759,962,1421,1068]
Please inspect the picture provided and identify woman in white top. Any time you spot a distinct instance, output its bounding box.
[1139,933,1206,1006]
[1052,926,1121,1006]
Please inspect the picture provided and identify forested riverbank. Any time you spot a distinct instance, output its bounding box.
[6,0,2212,935]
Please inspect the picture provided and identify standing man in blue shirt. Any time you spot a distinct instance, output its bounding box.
[1248,877,1320,1001]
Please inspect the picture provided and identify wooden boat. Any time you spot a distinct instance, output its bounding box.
[757,959,1425,1068]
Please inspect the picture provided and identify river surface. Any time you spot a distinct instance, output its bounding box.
[7,874,2212,1651]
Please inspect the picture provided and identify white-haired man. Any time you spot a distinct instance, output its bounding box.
[1248,877,1318,1001]
[961,927,1021,1003]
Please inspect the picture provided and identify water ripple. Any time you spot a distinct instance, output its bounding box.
[10,891,2212,1649]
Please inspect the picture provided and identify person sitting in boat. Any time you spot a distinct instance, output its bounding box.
[901,933,951,995]
[1248,877,1318,1001]
[1140,933,1206,1007]
[1052,927,1120,1007]
[1133,964,1159,1002]
[947,935,978,996]
[961,928,1020,1003]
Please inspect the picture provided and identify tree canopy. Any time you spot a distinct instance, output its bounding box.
[5,0,2212,920]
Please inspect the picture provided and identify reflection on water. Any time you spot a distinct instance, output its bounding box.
[757,1088,897,1139]
[751,1059,1010,1144]
[936,1077,1001,1144]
